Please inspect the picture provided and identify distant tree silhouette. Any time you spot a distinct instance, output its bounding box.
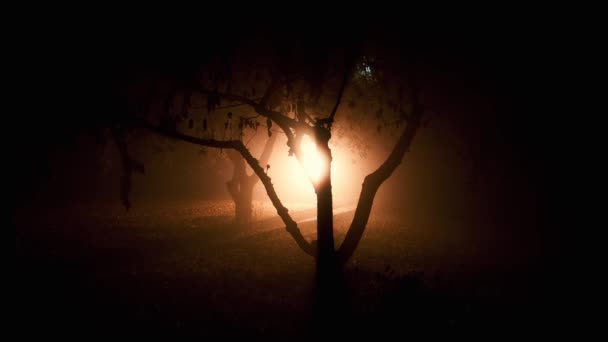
[225,134,276,224]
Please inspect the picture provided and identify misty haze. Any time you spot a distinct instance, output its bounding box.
[14,29,547,339]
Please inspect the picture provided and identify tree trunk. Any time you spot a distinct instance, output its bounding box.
[232,177,254,224]
[227,150,252,224]
[314,173,343,314]
[312,135,346,329]
[226,135,277,224]
[314,137,336,266]
[227,168,254,225]
[234,178,253,224]
[316,175,335,270]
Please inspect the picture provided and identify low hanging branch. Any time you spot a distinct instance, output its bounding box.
[134,118,315,257]
[201,83,314,179]
[197,87,312,138]
[323,67,350,130]
[249,133,277,185]
[319,49,357,129]
[196,85,315,153]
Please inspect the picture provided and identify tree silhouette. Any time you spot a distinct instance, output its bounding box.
[225,133,276,224]
[114,36,426,291]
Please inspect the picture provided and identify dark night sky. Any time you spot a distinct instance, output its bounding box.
[12,27,553,231]
[12,20,566,338]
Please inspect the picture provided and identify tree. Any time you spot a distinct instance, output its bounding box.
[115,35,427,288]
[225,133,276,224]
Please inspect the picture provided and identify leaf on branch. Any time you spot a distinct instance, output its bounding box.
[267,128,272,138]
[266,118,272,129]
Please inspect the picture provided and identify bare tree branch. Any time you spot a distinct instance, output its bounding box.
[295,98,316,125]
[259,74,302,109]
[324,68,350,129]
[198,88,259,108]
[337,83,424,265]
[134,118,315,257]
[196,87,316,159]
[215,99,262,110]
[197,88,310,134]
[249,133,277,185]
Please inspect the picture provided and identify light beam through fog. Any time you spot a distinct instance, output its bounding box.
[300,135,324,183]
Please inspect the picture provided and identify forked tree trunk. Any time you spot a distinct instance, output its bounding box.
[311,95,423,326]
[337,104,423,266]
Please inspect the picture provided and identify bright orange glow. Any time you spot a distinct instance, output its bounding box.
[252,134,367,209]
[300,135,325,183]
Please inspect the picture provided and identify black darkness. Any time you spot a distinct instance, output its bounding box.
[13,25,553,338]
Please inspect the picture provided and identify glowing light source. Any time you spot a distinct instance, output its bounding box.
[258,134,363,208]
[300,135,325,183]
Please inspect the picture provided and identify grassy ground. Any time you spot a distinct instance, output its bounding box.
[14,200,545,338]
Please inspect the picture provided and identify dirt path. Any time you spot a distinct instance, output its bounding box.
[232,205,356,240]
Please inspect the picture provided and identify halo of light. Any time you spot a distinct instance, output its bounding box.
[300,135,325,183]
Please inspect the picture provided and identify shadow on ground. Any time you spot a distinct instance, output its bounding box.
[15,201,546,338]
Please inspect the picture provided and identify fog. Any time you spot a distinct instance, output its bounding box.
[14,28,548,338]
